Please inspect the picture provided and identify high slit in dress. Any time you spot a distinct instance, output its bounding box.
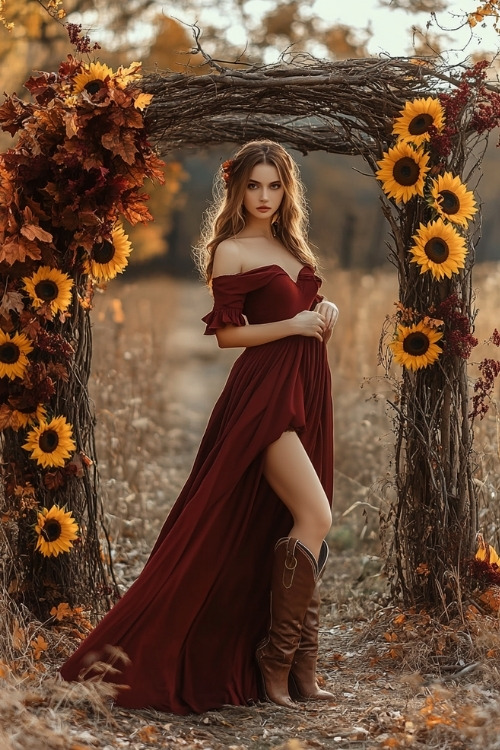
[60,263,334,715]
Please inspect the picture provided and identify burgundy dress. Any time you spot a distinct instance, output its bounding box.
[60,264,334,715]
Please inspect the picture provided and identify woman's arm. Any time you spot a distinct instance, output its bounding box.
[215,312,325,349]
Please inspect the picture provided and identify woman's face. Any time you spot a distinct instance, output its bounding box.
[242,163,284,222]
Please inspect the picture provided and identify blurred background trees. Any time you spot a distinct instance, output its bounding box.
[1,0,500,276]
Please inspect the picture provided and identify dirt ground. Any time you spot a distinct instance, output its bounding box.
[2,273,500,750]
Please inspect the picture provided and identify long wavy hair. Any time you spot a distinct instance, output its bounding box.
[195,140,319,283]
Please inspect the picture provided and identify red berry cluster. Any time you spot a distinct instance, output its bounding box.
[429,61,492,157]
[434,294,478,360]
[66,23,101,54]
[471,337,500,420]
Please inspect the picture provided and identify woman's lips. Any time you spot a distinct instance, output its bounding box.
[257,207,271,212]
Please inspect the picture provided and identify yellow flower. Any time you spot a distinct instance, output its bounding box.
[12,404,47,430]
[376,141,430,203]
[390,320,443,371]
[410,219,467,280]
[23,416,76,468]
[87,223,132,281]
[0,330,33,380]
[429,172,478,227]
[35,505,79,557]
[392,97,445,146]
[72,61,114,96]
[23,266,73,316]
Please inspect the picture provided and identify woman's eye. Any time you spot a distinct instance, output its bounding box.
[271,183,281,189]
[248,183,257,189]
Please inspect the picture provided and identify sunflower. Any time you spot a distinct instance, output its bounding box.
[376,141,430,203]
[23,266,73,316]
[23,416,76,468]
[390,320,443,371]
[410,219,468,280]
[392,97,445,146]
[87,223,132,281]
[0,330,33,380]
[35,505,79,557]
[72,61,114,96]
[429,172,478,227]
[12,403,47,430]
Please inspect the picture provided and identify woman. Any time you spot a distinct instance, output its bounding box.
[60,140,339,714]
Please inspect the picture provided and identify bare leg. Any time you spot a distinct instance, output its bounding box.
[263,432,331,560]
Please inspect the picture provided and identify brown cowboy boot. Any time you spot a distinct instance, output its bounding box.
[289,540,334,701]
[256,537,318,708]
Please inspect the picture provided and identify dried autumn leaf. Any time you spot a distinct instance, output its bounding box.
[133,93,153,110]
[65,112,79,138]
[30,635,49,660]
[101,129,138,164]
[12,620,26,651]
[0,404,20,431]
[137,726,159,743]
[384,631,398,642]
[47,362,69,382]
[479,585,500,612]
[0,290,25,316]
[19,313,42,339]
[20,223,53,243]
[43,470,66,490]
[381,739,401,748]
[0,236,42,264]
[51,602,73,621]
[120,194,152,225]
[415,562,430,576]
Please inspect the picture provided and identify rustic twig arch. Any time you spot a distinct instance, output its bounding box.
[0,50,495,619]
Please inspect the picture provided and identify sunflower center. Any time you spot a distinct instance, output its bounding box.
[39,429,59,453]
[84,79,105,95]
[393,157,420,186]
[409,113,433,135]
[438,190,460,215]
[35,280,59,302]
[92,240,115,264]
[0,342,20,364]
[403,332,430,357]
[424,237,449,264]
[42,519,62,542]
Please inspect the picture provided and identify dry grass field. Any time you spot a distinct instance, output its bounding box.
[1,264,500,749]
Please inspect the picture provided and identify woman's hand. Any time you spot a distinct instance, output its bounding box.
[315,301,339,343]
[289,310,326,341]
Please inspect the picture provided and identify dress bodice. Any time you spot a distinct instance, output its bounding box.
[202,265,323,334]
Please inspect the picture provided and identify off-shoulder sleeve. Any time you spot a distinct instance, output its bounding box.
[201,276,247,335]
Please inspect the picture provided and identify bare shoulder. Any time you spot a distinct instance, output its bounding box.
[212,239,243,278]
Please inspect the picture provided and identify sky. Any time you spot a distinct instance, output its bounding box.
[76,0,500,65]
[312,0,500,59]
[206,0,500,63]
